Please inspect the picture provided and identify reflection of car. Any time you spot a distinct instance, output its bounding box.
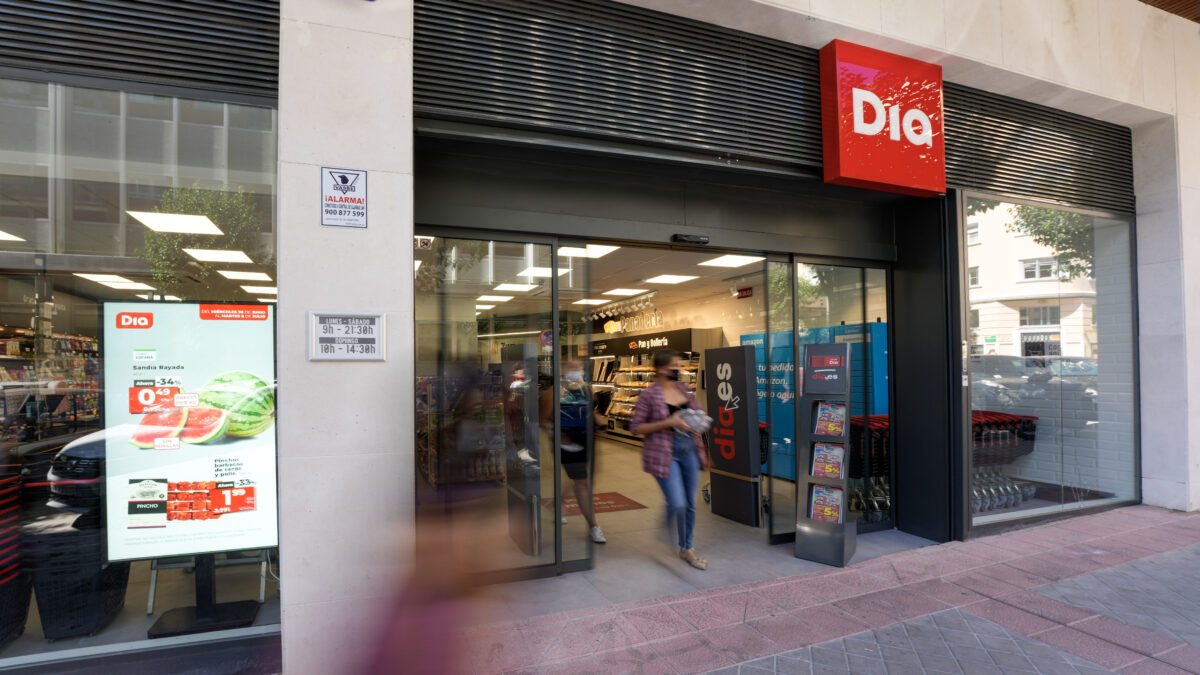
[46,428,108,512]
[969,355,1094,410]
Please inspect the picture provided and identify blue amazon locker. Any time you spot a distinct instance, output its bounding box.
[741,323,888,482]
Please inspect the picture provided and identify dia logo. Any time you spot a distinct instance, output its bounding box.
[117,312,154,329]
[851,88,933,147]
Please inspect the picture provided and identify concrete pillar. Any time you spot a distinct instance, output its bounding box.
[276,2,415,672]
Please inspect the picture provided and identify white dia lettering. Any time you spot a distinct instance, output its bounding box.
[851,88,933,148]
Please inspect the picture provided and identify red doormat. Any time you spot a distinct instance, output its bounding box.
[542,492,647,516]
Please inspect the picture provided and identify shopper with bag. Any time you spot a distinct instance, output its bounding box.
[630,349,712,570]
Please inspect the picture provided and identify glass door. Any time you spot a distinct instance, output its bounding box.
[413,234,561,577]
[766,260,891,541]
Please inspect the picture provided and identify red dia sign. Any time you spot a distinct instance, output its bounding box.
[820,39,945,197]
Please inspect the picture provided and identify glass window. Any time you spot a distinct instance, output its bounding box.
[965,197,1136,526]
[1019,306,1060,326]
[966,223,980,245]
[0,77,278,663]
[967,266,980,287]
[1021,258,1057,280]
[969,309,980,329]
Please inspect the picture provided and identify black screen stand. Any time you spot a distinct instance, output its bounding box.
[147,554,260,638]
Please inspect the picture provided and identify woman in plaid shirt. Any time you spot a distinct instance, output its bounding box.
[630,350,710,570]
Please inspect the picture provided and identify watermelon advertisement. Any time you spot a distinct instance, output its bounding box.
[102,302,277,561]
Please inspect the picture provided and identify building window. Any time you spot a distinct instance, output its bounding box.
[1019,306,1060,326]
[966,222,980,245]
[967,266,980,287]
[969,343,985,356]
[969,309,980,328]
[1021,258,1057,280]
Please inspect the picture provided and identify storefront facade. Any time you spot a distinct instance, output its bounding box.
[1,0,1198,673]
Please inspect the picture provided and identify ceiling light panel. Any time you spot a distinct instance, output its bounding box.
[183,249,253,263]
[127,211,223,235]
[572,299,608,305]
[494,283,537,292]
[517,266,569,277]
[75,273,132,284]
[241,285,278,294]
[698,254,766,268]
[0,230,25,241]
[218,270,272,281]
[475,304,495,310]
[106,282,156,290]
[603,288,644,296]
[646,275,698,284]
[558,244,620,258]
[477,295,513,302]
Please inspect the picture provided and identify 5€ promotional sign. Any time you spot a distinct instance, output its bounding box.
[820,39,945,197]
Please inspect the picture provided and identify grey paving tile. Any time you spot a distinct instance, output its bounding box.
[1035,544,1200,650]
[773,656,812,675]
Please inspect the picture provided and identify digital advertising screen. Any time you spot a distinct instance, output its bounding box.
[102,302,277,561]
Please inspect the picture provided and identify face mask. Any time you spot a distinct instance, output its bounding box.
[564,370,584,382]
[667,369,681,381]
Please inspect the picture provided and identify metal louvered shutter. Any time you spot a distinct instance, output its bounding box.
[414,0,823,168]
[0,0,278,101]
[414,0,1134,214]
[944,84,1134,214]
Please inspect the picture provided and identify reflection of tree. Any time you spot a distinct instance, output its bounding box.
[967,198,1093,280]
[414,240,489,294]
[140,186,271,297]
[768,264,835,330]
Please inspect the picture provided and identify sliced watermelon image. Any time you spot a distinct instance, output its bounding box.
[179,406,230,444]
[198,371,275,437]
[129,408,188,448]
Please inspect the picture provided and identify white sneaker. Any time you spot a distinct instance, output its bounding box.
[590,526,607,544]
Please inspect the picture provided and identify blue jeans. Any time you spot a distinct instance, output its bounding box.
[654,433,700,551]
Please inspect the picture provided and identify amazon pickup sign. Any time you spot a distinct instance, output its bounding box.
[820,40,945,197]
[321,167,368,228]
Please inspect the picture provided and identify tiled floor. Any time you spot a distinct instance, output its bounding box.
[1036,545,1200,647]
[714,609,1114,675]
[491,438,932,620]
[456,505,1200,674]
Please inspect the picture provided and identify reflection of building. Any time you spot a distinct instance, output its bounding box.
[966,205,1095,359]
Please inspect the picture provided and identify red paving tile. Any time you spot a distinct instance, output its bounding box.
[888,549,991,584]
[748,604,866,649]
[593,644,678,674]
[649,632,735,673]
[538,612,642,663]
[964,600,1059,635]
[1005,551,1094,581]
[836,586,950,625]
[972,562,1053,589]
[952,540,1023,562]
[621,604,694,641]
[945,570,1028,599]
[1156,644,1200,673]
[905,578,987,607]
[668,592,751,630]
[1073,616,1187,657]
[528,654,604,674]
[1036,626,1147,670]
[699,623,782,663]
[999,590,1096,624]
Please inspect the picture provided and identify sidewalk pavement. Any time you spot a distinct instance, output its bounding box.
[457,505,1200,674]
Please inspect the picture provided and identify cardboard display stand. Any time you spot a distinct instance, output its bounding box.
[794,343,856,567]
[703,346,761,527]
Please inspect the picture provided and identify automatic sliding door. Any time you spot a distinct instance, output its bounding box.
[413,235,558,576]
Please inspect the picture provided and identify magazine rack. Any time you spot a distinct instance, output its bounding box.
[794,343,856,567]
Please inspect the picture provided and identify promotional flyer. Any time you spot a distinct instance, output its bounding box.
[103,303,277,561]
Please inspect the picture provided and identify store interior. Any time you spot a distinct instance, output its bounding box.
[413,237,895,581]
[0,273,280,659]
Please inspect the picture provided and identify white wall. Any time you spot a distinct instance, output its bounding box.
[614,0,1200,510]
[276,1,414,673]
